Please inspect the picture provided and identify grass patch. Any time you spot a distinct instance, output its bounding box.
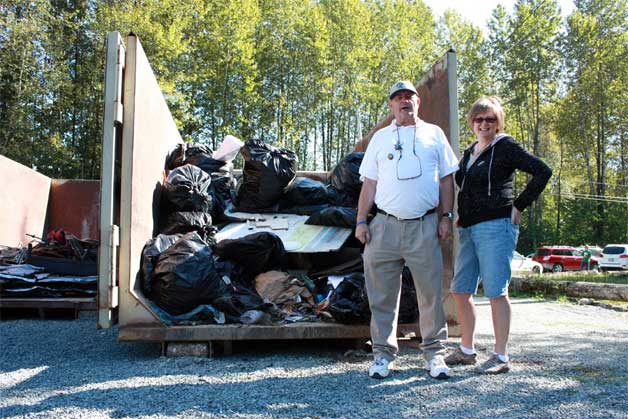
[509,288,628,310]
[508,289,546,300]
[534,271,628,285]
[509,289,572,304]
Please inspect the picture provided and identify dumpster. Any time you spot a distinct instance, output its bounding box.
[0,154,100,313]
[98,32,460,351]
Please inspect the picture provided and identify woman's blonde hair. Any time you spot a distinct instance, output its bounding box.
[467,96,505,132]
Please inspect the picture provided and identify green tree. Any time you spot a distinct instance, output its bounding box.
[558,0,628,244]
[486,0,562,251]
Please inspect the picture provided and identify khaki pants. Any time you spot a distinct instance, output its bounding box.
[364,212,447,362]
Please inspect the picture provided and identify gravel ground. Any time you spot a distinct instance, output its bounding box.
[1,297,627,419]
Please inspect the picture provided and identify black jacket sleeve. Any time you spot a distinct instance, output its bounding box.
[509,140,552,211]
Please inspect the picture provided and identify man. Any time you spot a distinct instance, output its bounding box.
[580,245,592,271]
[356,80,459,379]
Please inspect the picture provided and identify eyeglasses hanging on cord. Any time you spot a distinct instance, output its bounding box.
[395,125,422,180]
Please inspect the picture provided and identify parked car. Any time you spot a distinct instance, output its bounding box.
[531,246,599,273]
[599,244,628,271]
[511,251,543,274]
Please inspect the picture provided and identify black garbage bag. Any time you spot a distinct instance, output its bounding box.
[211,172,236,201]
[209,173,237,221]
[235,140,298,212]
[183,143,231,175]
[305,206,357,228]
[163,164,213,212]
[307,248,364,278]
[279,177,329,207]
[160,212,217,246]
[151,232,230,316]
[400,267,419,323]
[327,273,371,324]
[213,257,247,285]
[327,152,364,207]
[276,204,331,216]
[149,301,226,326]
[165,143,186,170]
[166,143,231,174]
[214,232,286,283]
[165,143,236,220]
[214,286,273,323]
[138,233,182,296]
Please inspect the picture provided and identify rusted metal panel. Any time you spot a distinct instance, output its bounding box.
[0,297,95,310]
[119,322,421,342]
[49,180,100,240]
[0,155,51,247]
[415,54,451,139]
[353,51,457,153]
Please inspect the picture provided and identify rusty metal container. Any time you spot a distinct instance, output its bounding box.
[97,33,460,351]
[0,156,100,313]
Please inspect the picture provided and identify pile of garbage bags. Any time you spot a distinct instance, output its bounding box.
[136,137,419,326]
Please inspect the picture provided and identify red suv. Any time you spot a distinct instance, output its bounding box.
[532,246,599,273]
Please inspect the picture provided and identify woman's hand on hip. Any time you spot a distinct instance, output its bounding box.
[511,207,522,225]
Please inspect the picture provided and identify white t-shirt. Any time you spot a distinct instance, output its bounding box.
[359,120,459,219]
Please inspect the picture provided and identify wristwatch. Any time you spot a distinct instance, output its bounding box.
[442,211,454,221]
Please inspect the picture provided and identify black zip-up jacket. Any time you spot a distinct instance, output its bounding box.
[455,134,552,228]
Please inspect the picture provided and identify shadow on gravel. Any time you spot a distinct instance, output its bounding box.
[474,298,547,307]
[1,312,628,418]
[2,353,626,419]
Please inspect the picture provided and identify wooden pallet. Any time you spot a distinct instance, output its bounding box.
[0,297,96,319]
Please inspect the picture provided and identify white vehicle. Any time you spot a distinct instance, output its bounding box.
[511,251,543,274]
[599,244,628,271]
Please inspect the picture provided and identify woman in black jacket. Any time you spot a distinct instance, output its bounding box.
[445,97,552,374]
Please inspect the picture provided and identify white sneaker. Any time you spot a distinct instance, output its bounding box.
[425,355,452,379]
[368,357,393,379]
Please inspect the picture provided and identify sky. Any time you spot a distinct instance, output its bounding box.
[423,0,576,31]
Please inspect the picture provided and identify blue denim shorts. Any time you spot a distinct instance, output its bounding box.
[452,217,519,298]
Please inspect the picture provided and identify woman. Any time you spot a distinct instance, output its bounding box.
[446,96,552,374]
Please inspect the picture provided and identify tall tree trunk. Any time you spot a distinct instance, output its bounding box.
[595,67,606,241]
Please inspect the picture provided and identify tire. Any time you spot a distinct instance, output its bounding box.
[591,264,599,272]
[532,266,542,275]
[552,263,563,273]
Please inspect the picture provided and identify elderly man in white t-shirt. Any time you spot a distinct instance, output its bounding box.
[356,80,459,380]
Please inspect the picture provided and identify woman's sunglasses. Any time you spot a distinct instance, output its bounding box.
[473,117,498,124]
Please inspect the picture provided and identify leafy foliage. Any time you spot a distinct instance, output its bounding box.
[0,0,626,249]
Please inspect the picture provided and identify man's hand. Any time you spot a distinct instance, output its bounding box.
[355,223,371,244]
[356,178,377,245]
[438,217,452,240]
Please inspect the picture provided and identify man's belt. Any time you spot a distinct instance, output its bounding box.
[376,208,436,221]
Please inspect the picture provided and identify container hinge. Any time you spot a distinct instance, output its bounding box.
[109,224,120,289]
[114,44,125,125]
